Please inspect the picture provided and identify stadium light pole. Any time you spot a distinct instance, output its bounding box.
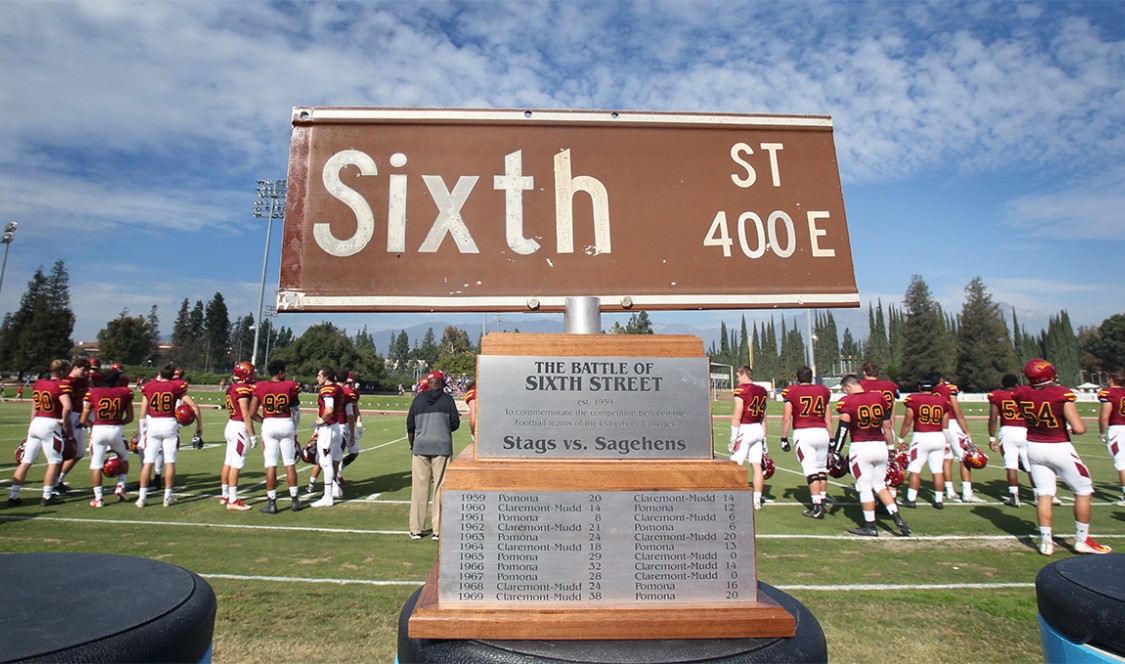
[251,180,286,368]
[0,221,18,298]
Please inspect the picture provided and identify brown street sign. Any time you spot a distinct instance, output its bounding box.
[278,108,858,313]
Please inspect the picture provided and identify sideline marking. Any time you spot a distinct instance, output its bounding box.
[3,514,1122,544]
[196,572,1034,593]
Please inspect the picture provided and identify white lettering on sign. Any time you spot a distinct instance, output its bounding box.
[314,149,611,258]
[728,142,784,188]
[702,143,837,260]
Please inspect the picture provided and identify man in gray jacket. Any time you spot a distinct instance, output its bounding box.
[406,370,460,540]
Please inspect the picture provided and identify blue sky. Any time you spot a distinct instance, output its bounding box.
[1,0,1122,350]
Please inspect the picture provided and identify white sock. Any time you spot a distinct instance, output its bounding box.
[962,482,972,496]
[1076,522,1090,542]
[94,486,104,500]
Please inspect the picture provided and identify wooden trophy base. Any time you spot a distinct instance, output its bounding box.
[407,333,796,641]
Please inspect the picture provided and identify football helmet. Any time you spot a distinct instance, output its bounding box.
[963,446,989,470]
[172,367,184,380]
[103,455,130,478]
[110,362,125,373]
[1024,358,1057,386]
[90,357,102,370]
[233,361,256,383]
[14,438,26,464]
[885,458,905,487]
[895,451,909,469]
[299,439,319,464]
[174,404,196,425]
[761,453,775,480]
[827,451,849,478]
[62,433,78,461]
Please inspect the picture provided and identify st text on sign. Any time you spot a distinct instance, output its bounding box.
[279,108,859,313]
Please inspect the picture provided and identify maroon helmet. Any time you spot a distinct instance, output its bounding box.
[1024,358,1058,387]
[963,446,989,470]
[827,451,849,478]
[761,453,775,480]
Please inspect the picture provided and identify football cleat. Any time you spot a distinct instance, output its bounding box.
[226,499,252,511]
[893,515,912,536]
[260,499,278,514]
[1075,537,1112,555]
[1039,537,1055,556]
[1002,495,1020,508]
[802,505,826,519]
[7,496,21,507]
[934,501,944,510]
[1024,358,1058,386]
[901,498,917,508]
[175,404,196,426]
[761,454,775,480]
[219,496,229,506]
[114,486,129,502]
[89,498,104,508]
[290,497,304,512]
[409,532,422,540]
[163,496,178,507]
[848,524,878,537]
[135,496,146,508]
[962,493,987,504]
[310,496,334,508]
[41,495,64,507]
[55,482,72,495]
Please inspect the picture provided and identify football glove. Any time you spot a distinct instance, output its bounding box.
[780,436,791,453]
[191,434,204,450]
[355,421,363,440]
[249,435,259,450]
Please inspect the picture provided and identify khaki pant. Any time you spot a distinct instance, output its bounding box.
[410,454,450,535]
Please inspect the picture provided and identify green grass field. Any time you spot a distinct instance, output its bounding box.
[1,394,1121,663]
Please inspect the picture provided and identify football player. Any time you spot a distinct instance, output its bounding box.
[988,374,1031,507]
[339,372,362,491]
[898,373,950,509]
[136,363,202,507]
[834,374,911,537]
[219,362,256,511]
[934,373,984,503]
[81,369,134,506]
[730,366,768,510]
[779,366,832,518]
[55,357,92,494]
[1097,370,1125,507]
[250,359,304,513]
[309,367,345,507]
[1016,359,1110,555]
[860,362,899,429]
[8,359,74,506]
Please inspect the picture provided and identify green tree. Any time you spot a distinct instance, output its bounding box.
[98,310,157,365]
[865,301,891,371]
[1043,311,1081,385]
[271,322,387,387]
[840,327,861,373]
[416,328,439,366]
[1086,314,1125,374]
[0,260,75,375]
[813,310,839,376]
[203,293,230,372]
[624,311,654,334]
[955,277,1018,392]
[436,325,476,375]
[898,275,954,387]
[229,314,255,363]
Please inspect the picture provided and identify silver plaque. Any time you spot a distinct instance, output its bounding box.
[476,355,713,459]
[439,490,757,606]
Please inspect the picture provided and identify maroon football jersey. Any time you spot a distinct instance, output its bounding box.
[142,379,189,418]
[733,382,768,424]
[32,378,72,419]
[1014,384,1076,443]
[860,378,899,417]
[781,383,830,429]
[1098,387,1125,427]
[835,391,891,442]
[987,389,1025,428]
[318,383,346,425]
[902,392,950,433]
[87,385,134,425]
[254,380,301,418]
[225,382,255,422]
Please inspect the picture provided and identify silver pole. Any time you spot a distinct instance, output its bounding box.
[564,296,601,334]
[251,181,286,368]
